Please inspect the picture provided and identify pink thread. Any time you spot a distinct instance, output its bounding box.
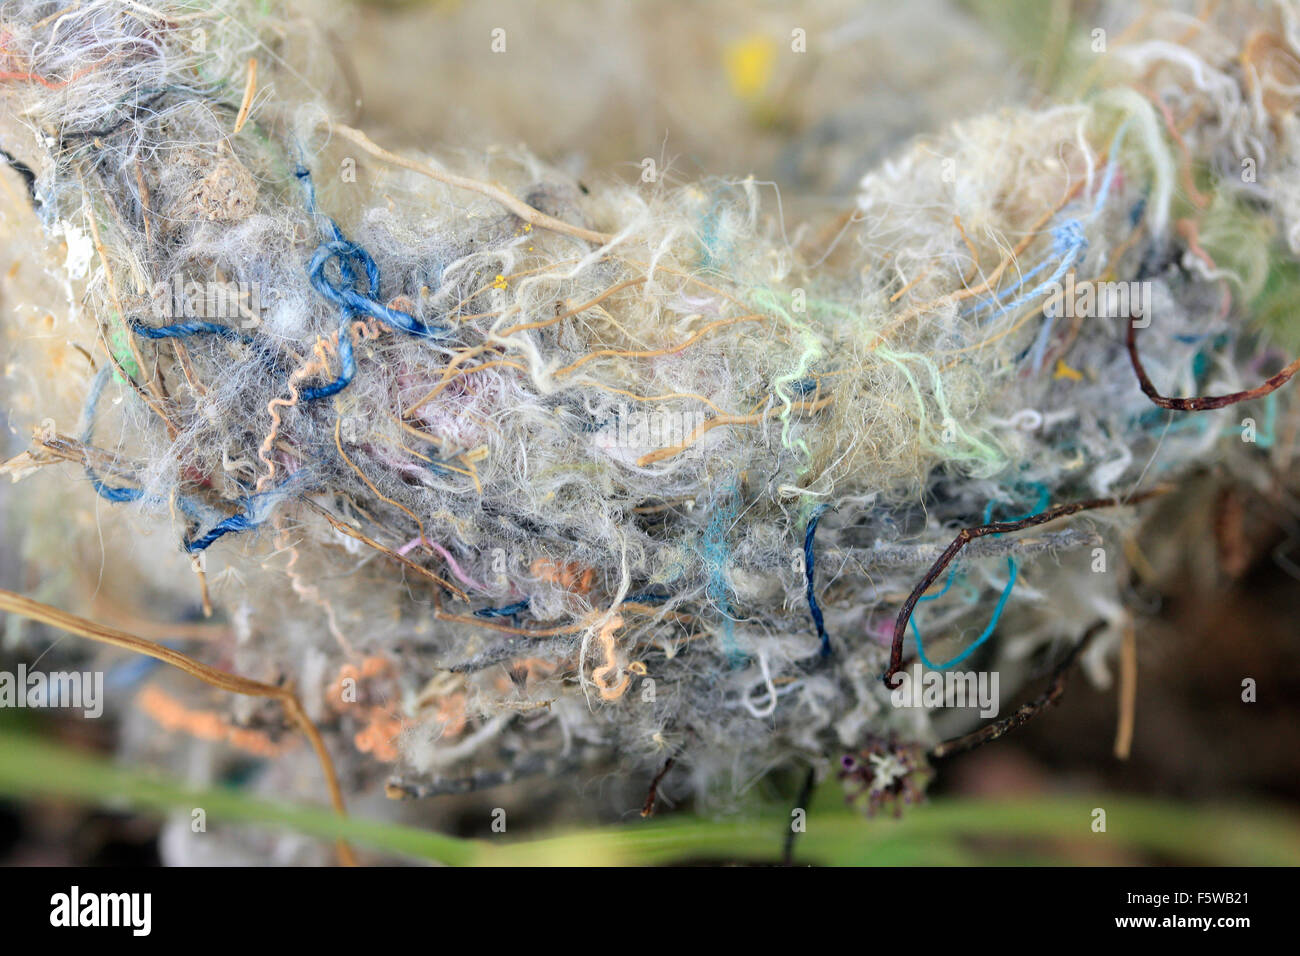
[397,537,484,591]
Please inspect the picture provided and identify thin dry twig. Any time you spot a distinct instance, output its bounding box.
[930,619,1107,759]
[331,123,614,245]
[0,588,356,866]
[1127,317,1300,410]
[1114,621,1137,759]
[232,57,256,134]
[641,756,675,818]
[883,488,1168,688]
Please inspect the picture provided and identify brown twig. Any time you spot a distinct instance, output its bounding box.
[303,500,468,603]
[883,488,1167,688]
[1114,622,1138,759]
[1127,317,1300,410]
[930,619,1107,759]
[641,756,675,818]
[0,588,356,866]
[232,57,257,135]
[331,122,613,245]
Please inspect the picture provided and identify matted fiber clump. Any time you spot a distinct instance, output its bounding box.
[2,0,1299,851]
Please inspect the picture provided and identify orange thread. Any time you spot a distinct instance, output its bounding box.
[136,684,292,758]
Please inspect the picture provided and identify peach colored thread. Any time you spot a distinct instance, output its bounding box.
[256,336,333,491]
[591,613,631,700]
[136,684,292,758]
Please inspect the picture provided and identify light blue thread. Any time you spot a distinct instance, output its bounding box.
[79,368,212,519]
[701,483,745,666]
[79,366,295,551]
[964,121,1132,373]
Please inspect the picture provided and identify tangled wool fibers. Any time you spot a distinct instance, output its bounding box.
[1,0,1299,833]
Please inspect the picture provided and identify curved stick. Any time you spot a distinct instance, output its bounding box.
[1127,317,1300,411]
[882,489,1165,688]
[0,589,356,866]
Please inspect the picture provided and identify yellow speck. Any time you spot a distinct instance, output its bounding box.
[1054,359,1084,381]
[493,274,507,291]
[724,34,776,100]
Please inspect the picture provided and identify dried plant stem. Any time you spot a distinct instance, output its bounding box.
[303,499,468,602]
[1114,622,1137,759]
[1128,317,1300,410]
[232,57,256,135]
[931,619,1107,759]
[883,488,1168,688]
[0,588,356,866]
[331,122,614,245]
[641,756,675,818]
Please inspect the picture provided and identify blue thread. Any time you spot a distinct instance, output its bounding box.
[965,121,1131,373]
[129,319,282,378]
[1257,392,1278,449]
[80,367,153,505]
[79,369,215,524]
[911,558,1018,671]
[1091,122,1130,214]
[182,479,298,553]
[298,331,356,402]
[80,350,289,552]
[1023,123,1131,371]
[129,319,241,341]
[964,220,1086,322]
[184,511,257,552]
[1128,196,1146,227]
[293,164,448,401]
[88,479,146,504]
[974,219,1088,331]
[803,504,832,657]
[702,483,745,666]
[307,238,445,339]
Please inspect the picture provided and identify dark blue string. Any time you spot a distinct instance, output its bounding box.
[804,504,832,657]
[474,600,530,619]
[183,470,309,553]
[625,590,670,605]
[184,510,257,552]
[298,332,356,402]
[88,478,146,504]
